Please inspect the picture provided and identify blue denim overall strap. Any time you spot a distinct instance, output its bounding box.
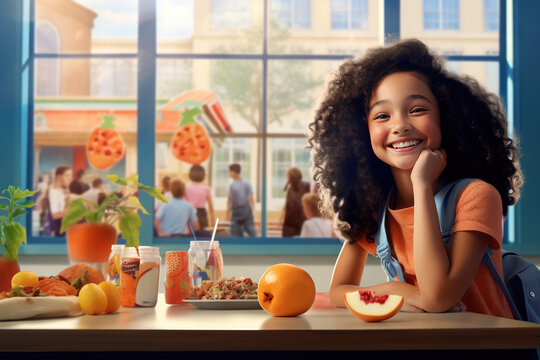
[375,178,476,282]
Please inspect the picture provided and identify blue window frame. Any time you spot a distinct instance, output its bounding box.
[272,0,311,29]
[423,0,459,30]
[4,0,535,255]
[484,0,499,31]
[331,0,369,30]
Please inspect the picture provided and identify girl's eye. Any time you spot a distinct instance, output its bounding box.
[373,113,389,121]
[411,107,427,114]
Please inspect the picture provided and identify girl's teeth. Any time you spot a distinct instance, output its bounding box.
[392,140,420,149]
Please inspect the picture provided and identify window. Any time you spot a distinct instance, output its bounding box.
[423,0,460,30]
[21,0,513,253]
[272,0,311,29]
[484,0,499,31]
[331,0,369,30]
[211,0,251,29]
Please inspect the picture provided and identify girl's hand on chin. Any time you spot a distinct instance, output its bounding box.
[410,148,447,188]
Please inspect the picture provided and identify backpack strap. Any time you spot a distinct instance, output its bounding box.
[481,250,523,320]
[375,178,475,282]
[375,192,406,282]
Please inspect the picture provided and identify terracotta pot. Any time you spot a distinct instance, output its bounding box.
[0,257,20,292]
[66,223,117,263]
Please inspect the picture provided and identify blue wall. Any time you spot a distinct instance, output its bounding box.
[512,0,540,252]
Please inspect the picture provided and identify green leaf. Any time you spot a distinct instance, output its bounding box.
[85,194,119,223]
[11,187,37,203]
[126,196,149,215]
[0,215,9,221]
[16,200,35,208]
[70,269,89,294]
[138,184,168,203]
[108,173,167,203]
[11,208,27,220]
[60,199,90,233]
[118,208,141,247]
[3,222,26,262]
[106,174,120,184]
[0,204,8,211]
[0,222,6,248]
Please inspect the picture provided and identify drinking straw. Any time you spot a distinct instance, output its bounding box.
[205,218,219,266]
[189,221,197,241]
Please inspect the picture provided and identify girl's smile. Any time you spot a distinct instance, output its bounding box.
[367,71,441,172]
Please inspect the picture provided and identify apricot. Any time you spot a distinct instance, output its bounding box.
[11,270,39,289]
[258,263,316,317]
[98,281,121,313]
[79,283,108,315]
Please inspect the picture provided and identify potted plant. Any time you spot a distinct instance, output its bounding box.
[0,186,38,292]
[60,174,167,263]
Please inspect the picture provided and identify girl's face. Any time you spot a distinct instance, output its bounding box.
[367,71,441,172]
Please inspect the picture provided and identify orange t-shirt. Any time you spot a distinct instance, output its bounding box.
[358,180,514,319]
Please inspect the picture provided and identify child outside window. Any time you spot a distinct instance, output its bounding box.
[300,193,334,238]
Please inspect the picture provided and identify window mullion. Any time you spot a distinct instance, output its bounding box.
[138,0,157,246]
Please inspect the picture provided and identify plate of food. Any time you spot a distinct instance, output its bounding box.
[0,276,82,321]
[0,264,105,321]
[183,298,261,310]
[184,277,261,310]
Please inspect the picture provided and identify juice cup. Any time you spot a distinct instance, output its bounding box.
[164,251,192,304]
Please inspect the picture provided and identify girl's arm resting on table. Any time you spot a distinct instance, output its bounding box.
[329,241,368,307]
[329,240,425,311]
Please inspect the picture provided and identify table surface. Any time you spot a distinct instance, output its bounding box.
[1,293,539,352]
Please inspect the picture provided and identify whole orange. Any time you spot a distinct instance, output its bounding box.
[258,263,316,317]
[0,257,20,292]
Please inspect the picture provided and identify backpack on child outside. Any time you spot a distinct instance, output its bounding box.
[374,178,540,324]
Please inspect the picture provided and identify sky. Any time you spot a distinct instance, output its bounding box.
[75,0,194,38]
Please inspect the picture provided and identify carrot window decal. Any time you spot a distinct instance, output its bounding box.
[171,107,212,165]
[87,114,126,170]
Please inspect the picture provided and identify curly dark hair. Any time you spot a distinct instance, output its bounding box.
[307,38,523,244]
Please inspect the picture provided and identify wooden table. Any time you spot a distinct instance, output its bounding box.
[0,294,539,353]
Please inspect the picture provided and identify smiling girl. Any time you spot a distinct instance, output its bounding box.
[308,39,523,318]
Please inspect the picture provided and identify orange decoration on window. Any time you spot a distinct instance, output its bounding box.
[171,107,211,165]
[87,114,126,170]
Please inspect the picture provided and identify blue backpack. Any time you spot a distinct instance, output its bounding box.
[375,178,540,324]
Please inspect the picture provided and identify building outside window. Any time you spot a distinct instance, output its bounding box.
[211,0,251,29]
[35,21,60,96]
[91,59,137,97]
[272,0,311,29]
[331,0,369,30]
[423,0,460,30]
[484,0,499,31]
